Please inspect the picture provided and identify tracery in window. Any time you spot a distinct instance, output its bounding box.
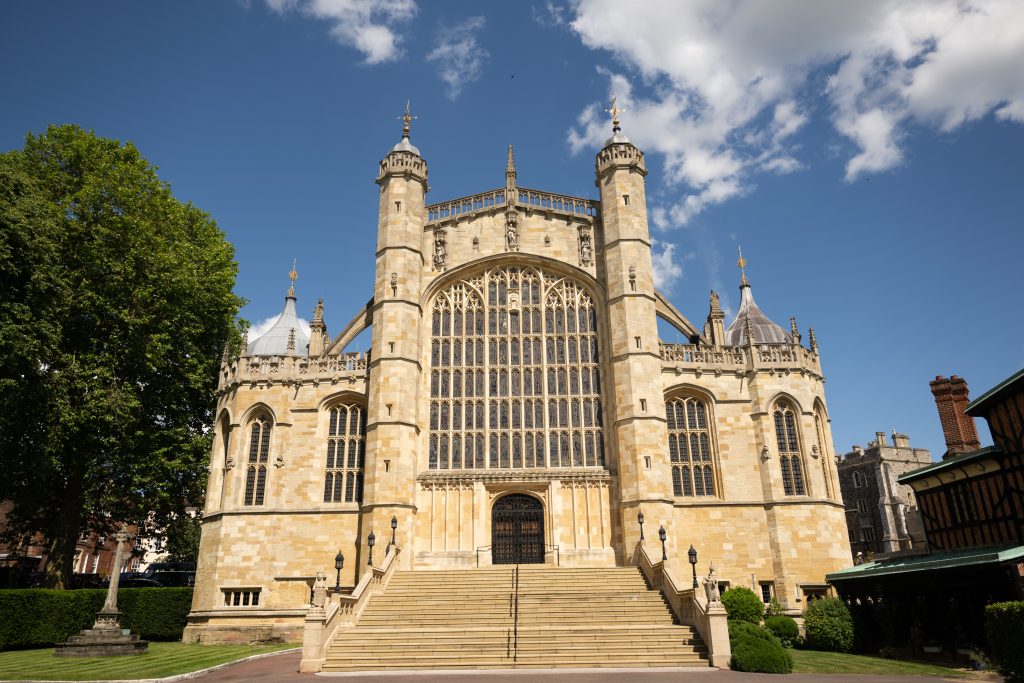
[773,401,806,495]
[243,414,271,506]
[429,265,603,469]
[814,410,834,499]
[324,403,365,503]
[665,397,716,496]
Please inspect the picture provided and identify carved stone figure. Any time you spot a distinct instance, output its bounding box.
[703,563,721,604]
[506,214,518,251]
[579,226,593,265]
[433,230,447,270]
[310,571,329,612]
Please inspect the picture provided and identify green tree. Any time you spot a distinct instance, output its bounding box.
[0,125,243,587]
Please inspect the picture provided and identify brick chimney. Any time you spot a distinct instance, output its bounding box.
[930,375,982,459]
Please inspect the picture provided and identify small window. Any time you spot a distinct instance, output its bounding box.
[852,470,866,488]
[760,582,774,603]
[223,589,261,607]
[855,499,868,514]
[623,194,630,206]
[861,527,876,542]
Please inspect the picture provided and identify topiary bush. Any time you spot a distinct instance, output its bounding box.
[0,588,193,650]
[728,620,793,673]
[985,601,1024,683]
[721,586,765,624]
[803,597,854,653]
[764,614,799,648]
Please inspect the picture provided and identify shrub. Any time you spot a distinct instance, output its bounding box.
[764,614,799,647]
[803,597,854,653]
[728,620,793,674]
[0,588,193,650]
[985,601,1024,683]
[721,586,765,624]
[765,596,784,617]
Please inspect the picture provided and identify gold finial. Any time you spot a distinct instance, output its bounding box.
[605,95,625,132]
[737,246,749,287]
[288,258,297,297]
[399,99,416,139]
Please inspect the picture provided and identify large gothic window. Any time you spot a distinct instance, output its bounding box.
[324,403,365,503]
[773,401,806,495]
[429,265,604,469]
[665,397,716,496]
[243,414,271,505]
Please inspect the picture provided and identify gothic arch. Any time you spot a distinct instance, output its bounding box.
[240,402,278,426]
[317,390,369,411]
[325,297,374,356]
[765,391,807,416]
[663,382,719,404]
[655,290,702,340]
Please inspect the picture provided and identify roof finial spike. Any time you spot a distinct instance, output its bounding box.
[737,246,750,287]
[605,95,625,133]
[399,99,416,140]
[287,259,298,298]
[506,144,516,176]
[286,327,296,354]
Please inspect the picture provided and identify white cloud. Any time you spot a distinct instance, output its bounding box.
[249,315,311,340]
[426,16,489,99]
[651,239,687,293]
[565,0,1024,225]
[264,0,417,64]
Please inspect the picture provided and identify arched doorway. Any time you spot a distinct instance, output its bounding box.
[491,494,545,564]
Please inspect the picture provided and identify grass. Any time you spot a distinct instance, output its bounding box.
[0,642,297,681]
[790,648,969,677]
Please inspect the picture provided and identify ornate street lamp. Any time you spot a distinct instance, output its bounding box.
[391,516,398,547]
[688,544,698,589]
[637,511,645,541]
[658,525,667,562]
[334,551,344,591]
[367,531,376,566]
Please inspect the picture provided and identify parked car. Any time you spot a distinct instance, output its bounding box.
[141,561,195,587]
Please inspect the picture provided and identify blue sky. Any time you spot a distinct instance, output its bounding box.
[3,0,1022,459]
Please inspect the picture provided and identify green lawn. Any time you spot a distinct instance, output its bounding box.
[790,649,969,677]
[0,642,297,681]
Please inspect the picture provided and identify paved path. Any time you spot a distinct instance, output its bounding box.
[193,650,973,683]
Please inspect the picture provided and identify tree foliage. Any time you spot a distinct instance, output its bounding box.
[0,125,242,587]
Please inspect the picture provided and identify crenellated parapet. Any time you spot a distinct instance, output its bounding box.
[218,351,370,391]
[595,143,647,180]
[377,150,427,186]
[659,342,823,380]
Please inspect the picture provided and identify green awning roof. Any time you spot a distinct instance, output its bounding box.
[827,545,1024,582]
[966,366,1024,415]
[896,446,1002,484]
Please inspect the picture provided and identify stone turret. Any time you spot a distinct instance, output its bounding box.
[704,290,726,348]
[308,299,327,356]
[362,102,429,570]
[594,98,674,546]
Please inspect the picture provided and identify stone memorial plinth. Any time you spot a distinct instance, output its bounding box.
[54,529,150,657]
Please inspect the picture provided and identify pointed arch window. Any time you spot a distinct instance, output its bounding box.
[243,414,271,506]
[773,401,806,495]
[324,403,365,503]
[665,396,716,496]
[428,265,604,469]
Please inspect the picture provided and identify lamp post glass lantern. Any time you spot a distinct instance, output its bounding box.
[367,531,375,566]
[658,525,667,561]
[334,551,344,591]
[391,516,398,546]
[638,511,645,541]
[688,544,698,589]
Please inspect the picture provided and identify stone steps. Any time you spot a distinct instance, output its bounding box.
[322,566,708,672]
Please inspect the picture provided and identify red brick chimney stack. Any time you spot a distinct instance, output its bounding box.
[929,375,982,459]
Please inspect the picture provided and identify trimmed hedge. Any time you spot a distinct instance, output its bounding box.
[721,586,765,624]
[803,597,854,653]
[764,614,799,647]
[985,601,1024,683]
[728,620,793,674]
[0,588,193,650]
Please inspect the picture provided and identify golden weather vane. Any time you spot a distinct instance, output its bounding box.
[737,246,749,286]
[605,95,626,131]
[399,100,417,138]
[288,259,297,297]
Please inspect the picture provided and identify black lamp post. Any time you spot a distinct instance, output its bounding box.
[638,511,645,541]
[391,515,398,546]
[367,531,376,566]
[334,550,344,591]
[688,544,698,589]
[658,525,667,561]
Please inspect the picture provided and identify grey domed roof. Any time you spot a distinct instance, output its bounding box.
[604,130,632,147]
[724,280,792,346]
[391,136,420,156]
[247,293,310,356]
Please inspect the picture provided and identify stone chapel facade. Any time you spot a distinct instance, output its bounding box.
[184,115,852,643]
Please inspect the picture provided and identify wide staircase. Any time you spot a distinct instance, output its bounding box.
[323,565,709,671]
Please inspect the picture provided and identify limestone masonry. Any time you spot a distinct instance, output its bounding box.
[184,113,852,644]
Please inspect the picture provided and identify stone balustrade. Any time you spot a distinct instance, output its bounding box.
[659,342,821,376]
[426,189,507,224]
[515,187,600,218]
[219,352,370,389]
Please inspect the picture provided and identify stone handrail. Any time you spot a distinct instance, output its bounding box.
[635,542,730,668]
[426,188,507,224]
[220,352,369,389]
[299,546,401,673]
[659,342,821,376]
[516,187,599,218]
